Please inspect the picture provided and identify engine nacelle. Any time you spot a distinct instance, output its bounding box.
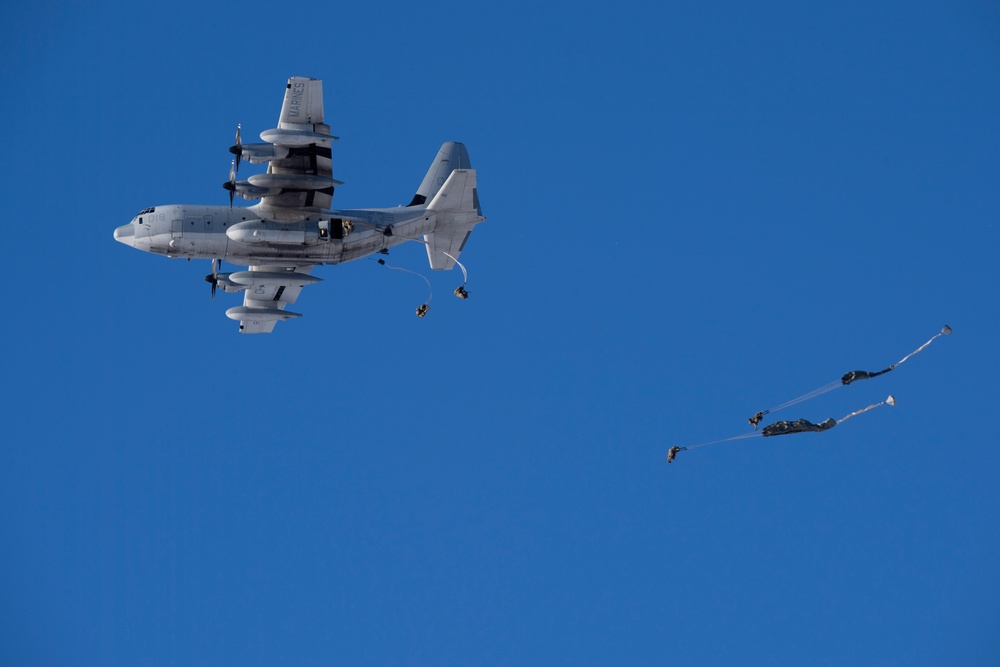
[215,273,249,294]
[231,181,274,201]
[240,143,291,165]
[260,127,338,147]
[226,220,321,245]
[247,173,342,190]
[226,306,301,322]
[228,271,323,289]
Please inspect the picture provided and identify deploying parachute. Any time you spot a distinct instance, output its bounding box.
[761,395,895,438]
[748,325,950,429]
[669,396,896,462]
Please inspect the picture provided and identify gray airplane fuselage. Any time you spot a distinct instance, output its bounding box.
[113,204,438,265]
[112,74,483,333]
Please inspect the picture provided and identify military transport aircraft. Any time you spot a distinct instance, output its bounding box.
[113,76,485,333]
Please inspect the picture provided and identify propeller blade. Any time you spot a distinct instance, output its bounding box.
[224,159,236,207]
[204,273,217,299]
[205,258,220,299]
[228,123,243,172]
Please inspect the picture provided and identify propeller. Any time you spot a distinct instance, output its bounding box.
[228,123,243,172]
[204,258,220,299]
[223,159,236,206]
[223,124,242,207]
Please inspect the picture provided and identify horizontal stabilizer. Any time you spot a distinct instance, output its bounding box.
[424,169,484,270]
[427,169,478,214]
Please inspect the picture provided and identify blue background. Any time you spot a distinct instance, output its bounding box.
[2,1,998,664]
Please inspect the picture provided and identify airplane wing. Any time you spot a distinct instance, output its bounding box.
[224,265,322,334]
[260,77,337,212]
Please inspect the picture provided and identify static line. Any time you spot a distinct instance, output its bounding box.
[442,251,469,284]
[348,220,467,283]
[373,257,433,304]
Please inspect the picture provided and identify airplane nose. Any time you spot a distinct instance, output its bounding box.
[114,223,135,247]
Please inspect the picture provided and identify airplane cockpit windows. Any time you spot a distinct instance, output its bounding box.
[135,207,162,225]
[136,207,156,224]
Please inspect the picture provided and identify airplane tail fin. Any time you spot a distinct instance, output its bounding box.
[407,141,472,207]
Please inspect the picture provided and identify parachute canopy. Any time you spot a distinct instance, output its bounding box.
[761,417,836,437]
[842,368,891,385]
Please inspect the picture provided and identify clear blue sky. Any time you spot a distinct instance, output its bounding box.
[2,1,998,664]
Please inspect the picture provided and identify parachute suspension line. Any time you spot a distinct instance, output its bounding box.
[893,325,952,368]
[751,380,843,426]
[838,395,896,425]
[763,380,843,415]
[683,432,762,451]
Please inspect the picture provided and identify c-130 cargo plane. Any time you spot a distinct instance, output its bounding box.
[114,76,485,333]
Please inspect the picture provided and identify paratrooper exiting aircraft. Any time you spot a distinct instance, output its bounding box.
[113,76,485,333]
